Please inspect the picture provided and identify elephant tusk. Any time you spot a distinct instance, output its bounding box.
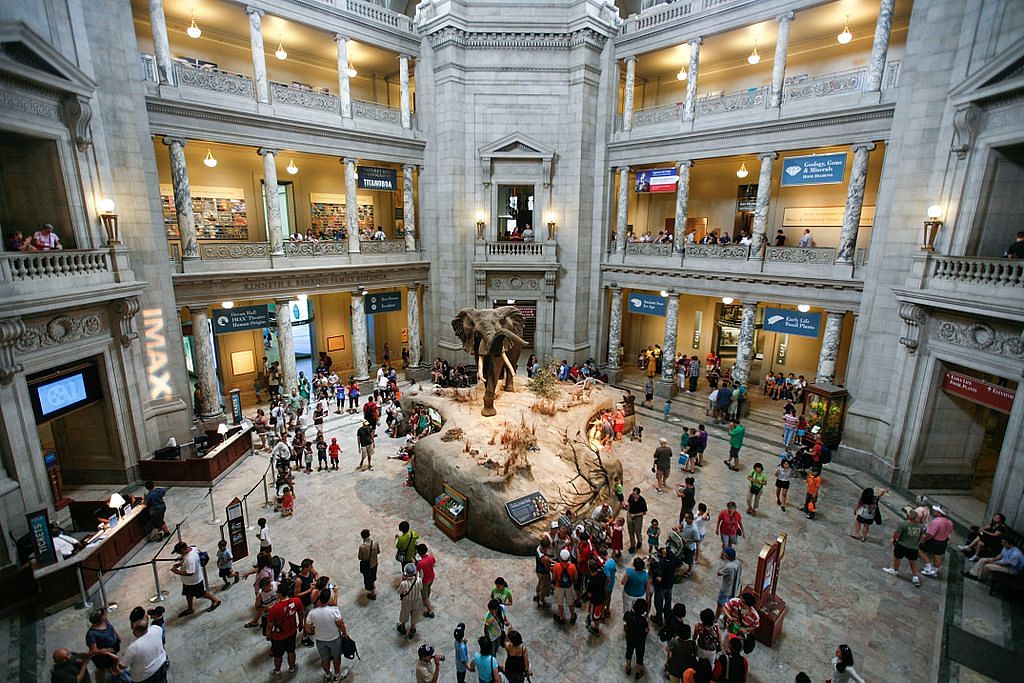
[501,350,517,379]
[477,354,484,383]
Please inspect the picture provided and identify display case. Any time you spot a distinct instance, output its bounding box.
[801,383,849,450]
[432,482,467,541]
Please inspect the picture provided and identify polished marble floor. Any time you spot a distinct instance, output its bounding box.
[41,394,953,682]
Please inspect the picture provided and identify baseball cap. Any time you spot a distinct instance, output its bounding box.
[550,520,559,529]
[453,623,465,640]
[723,547,736,559]
[931,505,945,515]
[418,644,435,658]
[172,541,188,554]
[560,549,570,561]
[403,563,416,576]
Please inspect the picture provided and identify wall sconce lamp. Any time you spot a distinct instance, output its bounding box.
[98,198,120,245]
[923,205,943,251]
[475,212,486,240]
[356,284,369,297]
[545,212,557,240]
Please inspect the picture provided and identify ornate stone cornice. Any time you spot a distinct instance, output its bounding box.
[109,296,141,348]
[15,312,105,354]
[428,27,607,52]
[934,318,1024,360]
[897,302,928,353]
[0,318,26,385]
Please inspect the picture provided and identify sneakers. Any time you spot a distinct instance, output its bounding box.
[882,567,898,576]
[921,566,938,577]
[956,544,969,552]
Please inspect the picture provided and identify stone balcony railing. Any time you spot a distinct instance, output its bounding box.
[312,0,415,32]
[620,0,744,36]
[626,242,673,256]
[143,56,410,130]
[473,240,558,265]
[694,85,768,117]
[781,66,867,104]
[1,248,134,301]
[903,254,1024,319]
[169,240,416,272]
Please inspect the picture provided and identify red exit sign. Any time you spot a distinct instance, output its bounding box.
[941,371,1015,414]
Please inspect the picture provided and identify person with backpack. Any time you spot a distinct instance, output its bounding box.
[551,549,578,625]
[665,623,697,683]
[170,541,220,617]
[304,588,350,682]
[266,581,303,676]
[712,636,748,682]
[395,521,420,568]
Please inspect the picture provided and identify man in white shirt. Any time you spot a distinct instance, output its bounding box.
[305,589,350,681]
[798,229,813,247]
[373,227,386,241]
[119,620,168,682]
[170,542,221,616]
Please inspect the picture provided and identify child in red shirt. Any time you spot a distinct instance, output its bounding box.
[280,487,294,517]
[328,438,341,471]
[610,518,625,559]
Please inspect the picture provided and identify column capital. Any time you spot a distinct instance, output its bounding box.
[758,151,778,161]
[274,297,292,307]
[334,33,349,44]
[342,157,359,166]
[616,165,630,173]
[823,308,847,317]
[257,147,278,157]
[852,142,877,153]
[607,282,620,290]
[161,136,186,147]
[776,11,795,23]
[245,5,264,17]
[741,300,759,310]
[677,160,694,169]
[688,37,703,47]
[403,163,420,171]
[399,54,411,62]
[624,55,637,64]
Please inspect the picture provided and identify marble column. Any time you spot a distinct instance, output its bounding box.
[684,38,702,121]
[259,148,284,255]
[344,157,360,253]
[406,285,422,367]
[865,0,896,91]
[162,137,198,259]
[748,152,777,256]
[673,160,693,253]
[816,311,845,384]
[188,307,224,419]
[148,0,174,85]
[607,287,623,369]
[335,35,352,118]
[245,7,269,104]
[770,12,794,108]
[403,164,417,251]
[622,56,637,132]
[399,55,412,129]
[615,166,629,251]
[350,293,370,381]
[275,299,297,393]
[837,143,875,263]
[660,294,680,385]
[731,302,758,387]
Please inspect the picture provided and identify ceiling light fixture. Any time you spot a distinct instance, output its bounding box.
[222,301,234,309]
[797,304,810,313]
[275,36,288,60]
[736,162,749,179]
[286,159,298,175]
[837,15,853,44]
[346,62,357,78]
[186,10,202,39]
[722,297,734,305]
[676,66,688,81]
[203,149,217,168]
[747,42,760,65]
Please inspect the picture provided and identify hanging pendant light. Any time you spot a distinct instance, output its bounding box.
[286,159,298,175]
[747,42,760,65]
[346,62,357,78]
[736,162,749,179]
[275,36,288,60]
[203,149,217,168]
[186,10,202,39]
[837,15,853,44]
[676,65,688,81]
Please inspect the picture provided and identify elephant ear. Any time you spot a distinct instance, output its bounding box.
[451,308,475,354]
[496,306,526,338]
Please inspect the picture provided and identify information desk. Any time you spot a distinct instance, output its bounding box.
[34,502,149,613]
[139,426,253,486]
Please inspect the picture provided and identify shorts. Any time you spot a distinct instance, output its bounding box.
[218,567,233,578]
[717,591,732,606]
[553,586,573,608]
[270,635,297,658]
[856,515,874,526]
[775,480,790,490]
[893,542,919,561]
[536,572,551,595]
[922,538,948,556]
[729,446,740,460]
[720,534,738,547]
[315,636,342,661]
[182,581,206,598]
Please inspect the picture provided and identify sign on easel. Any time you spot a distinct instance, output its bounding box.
[746,532,788,647]
[226,497,248,563]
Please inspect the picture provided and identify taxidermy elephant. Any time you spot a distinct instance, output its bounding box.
[451,306,527,417]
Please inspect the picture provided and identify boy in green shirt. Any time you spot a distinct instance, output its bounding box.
[745,463,768,515]
[724,420,745,471]
[883,510,924,587]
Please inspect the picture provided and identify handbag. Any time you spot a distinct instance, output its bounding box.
[873,507,883,526]
[743,632,756,654]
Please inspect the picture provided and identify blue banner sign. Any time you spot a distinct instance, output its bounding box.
[27,508,57,567]
[367,291,403,314]
[212,305,270,334]
[627,292,667,317]
[634,168,679,193]
[357,166,398,191]
[763,307,822,338]
[780,153,847,186]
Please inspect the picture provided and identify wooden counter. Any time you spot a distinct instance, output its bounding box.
[34,502,150,613]
[139,426,253,486]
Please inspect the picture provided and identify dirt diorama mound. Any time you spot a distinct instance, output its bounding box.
[405,378,624,555]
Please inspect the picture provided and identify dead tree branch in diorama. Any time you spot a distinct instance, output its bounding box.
[556,428,612,517]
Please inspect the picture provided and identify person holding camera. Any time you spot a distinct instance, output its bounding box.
[416,644,444,683]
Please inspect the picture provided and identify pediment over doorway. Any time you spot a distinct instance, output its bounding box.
[479,133,556,187]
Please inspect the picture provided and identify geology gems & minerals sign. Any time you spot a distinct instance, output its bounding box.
[780,153,847,186]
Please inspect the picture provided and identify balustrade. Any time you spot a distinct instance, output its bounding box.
[359,239,408,254]
[765,246,837,264]
[929,256,1023,288]
[351,98,402,125]
[1,250,111,282]
[684,244,750,260]
[200,242,271,259]
[781,67,867,104]
[173,61,255,99]
[625,242,672,257]
[270,82,339,113]
[487,242,545,257]
[632,103,682,128]
[695,86,767,117]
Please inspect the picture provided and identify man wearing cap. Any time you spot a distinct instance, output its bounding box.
[416,644,443,683]
[652,438,673,493]
[356,420,375,471]
[551,549,579,625]
[920,506,954,577]
[169,542,220,617]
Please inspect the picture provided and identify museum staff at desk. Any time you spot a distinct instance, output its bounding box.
[139,424,254,486]
[33,498,149,613]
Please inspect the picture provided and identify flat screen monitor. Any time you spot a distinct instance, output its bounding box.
[28,362,102,424]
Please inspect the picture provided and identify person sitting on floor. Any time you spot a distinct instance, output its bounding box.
[964,536,1023,583]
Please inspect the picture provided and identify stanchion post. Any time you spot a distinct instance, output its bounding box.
[150,560,168,603]
[261,468,272,508]
[206,486,220,525]
[176,524,182,544]
[97,570,117,611]
[75,565,92,610]
[243,495,254,530]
